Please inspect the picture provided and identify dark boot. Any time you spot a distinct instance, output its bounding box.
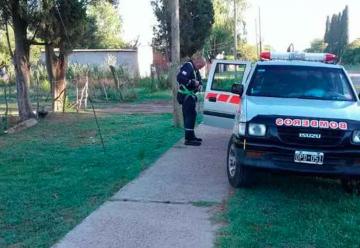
[184,130,201,146]
[191,131,202,142]
[184,139,201,146]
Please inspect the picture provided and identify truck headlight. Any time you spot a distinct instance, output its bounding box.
[239,123,246,136]
[352,130,360,143]
[248,124,266,137]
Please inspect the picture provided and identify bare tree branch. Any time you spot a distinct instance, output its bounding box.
[29,40,49,46]
[28,21,41,44]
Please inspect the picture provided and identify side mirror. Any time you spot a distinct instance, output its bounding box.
[231,84,244,96]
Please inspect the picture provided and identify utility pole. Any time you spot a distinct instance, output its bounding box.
[170,0,182,127]
[233,0,238,59]
[255,18,259,57]
[258,7,263,52]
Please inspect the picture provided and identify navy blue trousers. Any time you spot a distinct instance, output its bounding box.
[181,94,197,140]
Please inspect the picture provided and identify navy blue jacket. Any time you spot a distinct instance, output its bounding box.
[176,60,202,92]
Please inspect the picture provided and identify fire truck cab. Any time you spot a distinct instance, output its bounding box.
[203,52,360,191]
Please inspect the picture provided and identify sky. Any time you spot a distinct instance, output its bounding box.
[118,0,155,46]
[246,0,360,51]
[118,0,360,51]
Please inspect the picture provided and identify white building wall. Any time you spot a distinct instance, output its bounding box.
[40,49,149,78]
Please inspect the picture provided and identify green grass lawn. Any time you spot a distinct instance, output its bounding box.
[135,88,172,103]
[0,112,182,248]
[218,174,360,248]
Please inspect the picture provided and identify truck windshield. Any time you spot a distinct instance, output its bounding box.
[247,65,355,101]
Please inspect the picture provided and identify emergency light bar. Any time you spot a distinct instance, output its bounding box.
[260,51,337,64]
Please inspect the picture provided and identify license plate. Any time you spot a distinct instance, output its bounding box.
[294,151,324,165]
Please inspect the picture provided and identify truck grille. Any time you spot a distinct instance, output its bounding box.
[277,126,345,147]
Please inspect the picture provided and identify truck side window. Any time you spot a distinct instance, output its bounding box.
[212,63,246,92]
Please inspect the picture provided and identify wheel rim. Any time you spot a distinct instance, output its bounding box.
[228,144,237,178]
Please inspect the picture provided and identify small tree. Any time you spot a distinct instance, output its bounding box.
[237,43,257,61]
[86,0,125,49]
[37,0,88,112]
[342,39,360,65]
[305,39,327,53]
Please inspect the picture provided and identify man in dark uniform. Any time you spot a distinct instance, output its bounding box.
[176,55,206,146]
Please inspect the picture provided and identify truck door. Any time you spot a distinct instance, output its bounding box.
[203,60,251,129]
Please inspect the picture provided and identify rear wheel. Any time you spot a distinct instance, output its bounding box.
[227,138,254,188]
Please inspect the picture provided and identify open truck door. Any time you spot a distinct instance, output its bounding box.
[203,60,252,129]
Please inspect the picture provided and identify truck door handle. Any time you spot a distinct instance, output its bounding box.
[209,97,217,102]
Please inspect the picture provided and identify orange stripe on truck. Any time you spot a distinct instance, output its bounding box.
[230,96,241,104]
[206,93,218,99]
[218,94,230,102]
[205,93,241,105]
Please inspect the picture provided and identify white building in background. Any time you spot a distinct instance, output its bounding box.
[40,47,153,78]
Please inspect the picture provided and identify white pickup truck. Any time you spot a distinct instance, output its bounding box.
[203,52,360,192]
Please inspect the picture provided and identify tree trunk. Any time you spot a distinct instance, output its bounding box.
[45,44,68,112]
[45,44,55,97]
[53,53,67,112]
[12,4,35,121]
[170,0,182,128]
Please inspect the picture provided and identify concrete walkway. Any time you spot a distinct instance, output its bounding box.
[53,125,231,248]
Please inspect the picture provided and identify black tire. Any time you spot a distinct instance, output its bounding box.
[226,137,254,188]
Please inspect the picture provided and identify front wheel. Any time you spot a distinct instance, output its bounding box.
[227,138,254,188]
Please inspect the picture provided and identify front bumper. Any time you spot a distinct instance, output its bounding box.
[234,138,360,178]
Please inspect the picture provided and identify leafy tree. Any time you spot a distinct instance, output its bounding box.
[342,39,360,65]
[324,16,330,44]
[305,39,327,53]
[0,0,41,120]
[237,43,257,61]
[152,0,214,59]
[204,0,247,59]
[324,6,349,58]
[0,25,40,66]
[0,27,14,65]
[339,6,349,56]
[87,0,125,49]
